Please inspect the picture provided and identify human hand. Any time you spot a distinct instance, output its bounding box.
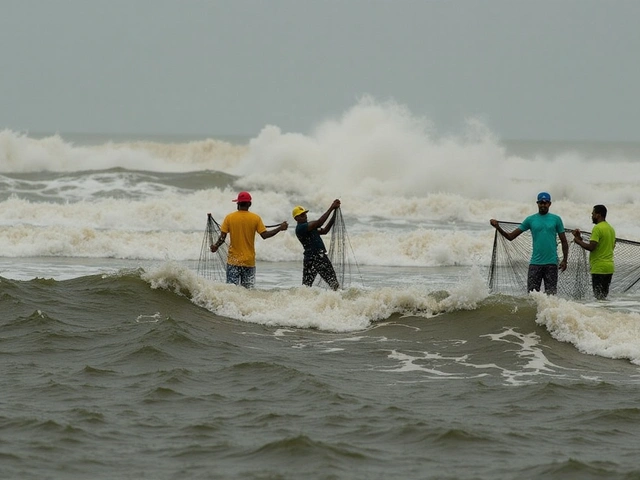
[559,259,568,272]
[331,199,341,209]
[210,244,218,253]
[280,221,289,231]
[490,219,498,228]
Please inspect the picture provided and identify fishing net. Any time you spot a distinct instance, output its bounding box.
[197,209,363,289]
[196,213,228,283]
[488,221,640,299]
[315,207,364,290]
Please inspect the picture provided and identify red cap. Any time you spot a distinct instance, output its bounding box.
[232,191,252,202]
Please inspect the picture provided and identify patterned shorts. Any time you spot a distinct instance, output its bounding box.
[226,265,256,289]
[303,253,339,290]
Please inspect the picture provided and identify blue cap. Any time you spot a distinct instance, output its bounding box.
[537,192,551,202]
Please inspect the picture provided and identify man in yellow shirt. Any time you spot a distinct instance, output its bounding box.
[210,191,288,288]
[572,204,616,300]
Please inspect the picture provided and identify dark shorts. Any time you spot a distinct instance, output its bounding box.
[591,273,613,300]
[303,253,339,290]
[226,265,256,289]
[527,264,558,295]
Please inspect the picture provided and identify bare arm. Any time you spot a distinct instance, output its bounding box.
[489,219,522,241]
[572,229,597,252]
[317,209,337,235]
[210,232,227,252]
[305,199,341,232]
[260,221,289,240]
[558,232,569,271]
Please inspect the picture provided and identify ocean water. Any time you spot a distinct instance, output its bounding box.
[2,102,640,479]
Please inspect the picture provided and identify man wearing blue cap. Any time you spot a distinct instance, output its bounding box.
[490,192,569,295]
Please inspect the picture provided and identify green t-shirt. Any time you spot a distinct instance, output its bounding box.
[589,221,615,274]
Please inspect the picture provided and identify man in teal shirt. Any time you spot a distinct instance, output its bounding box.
[572,204,616,300]
[490,192,569,294]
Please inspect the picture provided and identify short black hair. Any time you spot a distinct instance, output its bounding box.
[593,204,607,218]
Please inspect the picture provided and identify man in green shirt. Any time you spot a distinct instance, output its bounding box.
[572,204,616,300]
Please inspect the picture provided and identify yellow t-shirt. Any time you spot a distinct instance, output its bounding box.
[220,210,266,267]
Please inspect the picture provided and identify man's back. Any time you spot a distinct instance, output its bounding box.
[221,210,266,266]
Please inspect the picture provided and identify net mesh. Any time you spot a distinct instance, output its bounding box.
[488,220,640,299]
[196,213,228,283]
[196,209,364,289]
[315,208,364,290]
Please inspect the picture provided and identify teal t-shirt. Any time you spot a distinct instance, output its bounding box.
[589,221,615,274]
[519,213,565,265]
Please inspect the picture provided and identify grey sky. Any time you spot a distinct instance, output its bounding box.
[2,0,639,141]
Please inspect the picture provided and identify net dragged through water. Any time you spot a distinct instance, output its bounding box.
[488,221,640,299]
[315,207,364,290]
[196,209,364,289]
[197,213,228,283]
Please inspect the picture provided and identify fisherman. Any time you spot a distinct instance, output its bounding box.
[572,204,616,300]
[210,191,288,288]
[490,191,569,295]
[292,199,341,290]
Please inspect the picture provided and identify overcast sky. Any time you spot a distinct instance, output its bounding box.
[1,0,639,141]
